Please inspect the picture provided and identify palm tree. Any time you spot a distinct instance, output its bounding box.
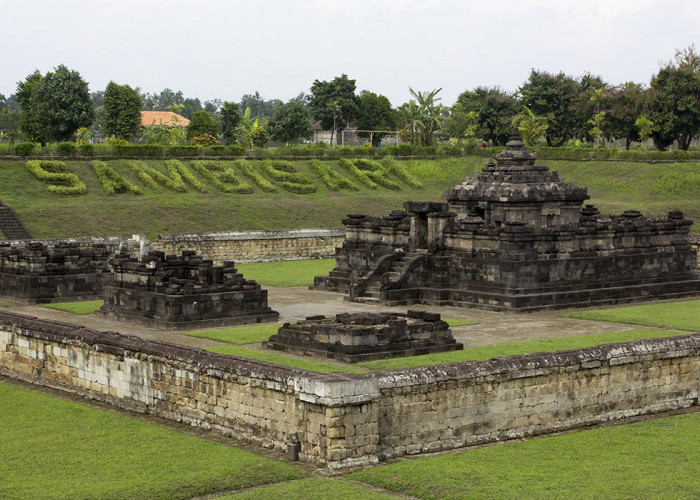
[405,87,444,146]
[511,106,548,147]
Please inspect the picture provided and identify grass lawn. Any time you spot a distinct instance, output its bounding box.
[205,345,368,374]
[185,323,282,344]
[236,259,335,287]
[357,328,677,370]
[184,317,477,345]
[39,299,104,315]
[563,299,700,332]
[0,381,307,499]
[220,477,395,499]
[346,411,700,499]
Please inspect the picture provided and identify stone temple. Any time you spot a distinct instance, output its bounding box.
[313,130,700,311]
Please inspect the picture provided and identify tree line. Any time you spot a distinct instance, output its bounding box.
[1,45,699,151]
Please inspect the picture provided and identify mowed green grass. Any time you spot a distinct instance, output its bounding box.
[357,328,677,370]
[219,477,395,499]
[346,411,700,499]
[1,157,699,239]
[0,381,307,500]
[39,299,104,315]
[564,299,700,332]
[236,259,334,287]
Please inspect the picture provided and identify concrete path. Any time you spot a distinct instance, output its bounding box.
[1,286,636,350]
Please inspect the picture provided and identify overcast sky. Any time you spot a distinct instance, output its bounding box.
[2,0,698,106]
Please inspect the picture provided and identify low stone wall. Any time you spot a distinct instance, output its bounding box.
[154,229,345,264]
[1,311,698,469]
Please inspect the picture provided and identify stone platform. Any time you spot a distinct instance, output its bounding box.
[0,240,110,303]
[264,310,463,363]
[98,250,278,330]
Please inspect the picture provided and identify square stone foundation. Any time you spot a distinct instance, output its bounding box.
[264,310,463,363]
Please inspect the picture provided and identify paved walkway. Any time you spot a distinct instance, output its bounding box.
[1,287,634,350]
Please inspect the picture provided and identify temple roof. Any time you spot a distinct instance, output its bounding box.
[445,129,589,204]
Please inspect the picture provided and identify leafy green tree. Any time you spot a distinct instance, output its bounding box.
[186,110,219,141]
[307,74,360,145]
[511,106,548,146]
[142,88,184,111]
[220,101,241,145]
[16,70,46,144]
[356,91,397,146]
[239,91,282,120]
[103,81,143,141]
[181,97,202,119]
[518,70,580,146]
[453,86,520,146]
[30,65,94,143]
[268,99,313,144]
[600,82,645,149]
[646,47,700,150]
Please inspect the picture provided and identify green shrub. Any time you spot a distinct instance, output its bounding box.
[112,144,164,157]
[260,160,316,194]
[340,158,400,189]
[15,142,37,157]
[204,145,227,156]
[234,159,276,192]
[167,145,201,157]
[0,144,14,156]
[395,143,413,156]
[190,161,253,193]
[57,142,77,157]
[228,144,245,156]
[381,157,423,188]
[79,143,94,156]
[91,161,141,195]
[26,160,87,195]
[191,134,219,147]
[165,159,206,192]
[311,160,358,190]
[338,158,377,188]
[128,161,189,192]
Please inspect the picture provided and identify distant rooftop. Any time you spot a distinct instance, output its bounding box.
[140,111,190,127]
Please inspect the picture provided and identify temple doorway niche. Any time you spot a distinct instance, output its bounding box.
[404,201,449,251]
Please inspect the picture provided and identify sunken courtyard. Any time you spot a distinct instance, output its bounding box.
[0,139,699,470]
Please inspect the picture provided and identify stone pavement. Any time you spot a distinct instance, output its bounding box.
[0,286,636,351]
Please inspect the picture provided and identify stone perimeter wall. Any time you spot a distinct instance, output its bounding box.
[0,311,698,470]
[154,229,345,264]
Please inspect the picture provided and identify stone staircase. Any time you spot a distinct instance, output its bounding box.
[0,202,32,240]
[355,252,424,303]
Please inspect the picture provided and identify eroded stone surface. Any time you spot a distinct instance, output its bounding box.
[314,130,700,310]
[98,250,278,329]
[264,310,463,362]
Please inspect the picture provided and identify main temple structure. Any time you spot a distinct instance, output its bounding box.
[313,131,700,311]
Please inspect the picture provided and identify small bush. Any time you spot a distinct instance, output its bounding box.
[234,160,276,192]
[91,161,141,195]
[165,159,206,192]
[338,158,377,188]
[204,145,227,156]
[228,144,245,156]
[395,143,413,156]
[168,145,201,157]
[381,157,423,188]
[15,142,37,157]
[190,161,253,193]
[340,158,400,189]
[57,142,77,157]
[112,144,164,157]
[311,160,358,190]
[261,160,317,194]
[26,160,87,195]
[79,143,94,156]
[192,134,219,147]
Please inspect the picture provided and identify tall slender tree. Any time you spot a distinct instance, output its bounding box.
[103,81,143,141]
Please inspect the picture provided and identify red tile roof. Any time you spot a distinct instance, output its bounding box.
[140,111,190,127]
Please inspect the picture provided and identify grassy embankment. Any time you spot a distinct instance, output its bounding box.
[0,157,698,238]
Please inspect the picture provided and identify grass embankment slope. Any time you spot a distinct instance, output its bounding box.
[0,157,698,238]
